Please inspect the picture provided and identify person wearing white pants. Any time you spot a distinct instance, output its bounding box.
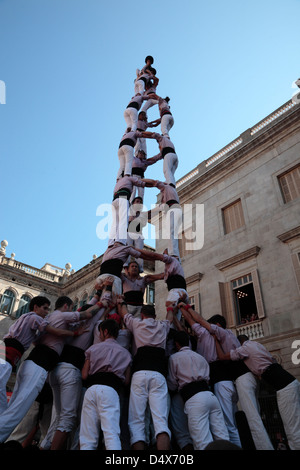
[118,303,174,450]
[235,370,274,450]
[0,296,51,416]
[79,319,132,450]
[146,133,178,186]
[167,330,229,450]
[124,95,148,132]
[218,335,300,450]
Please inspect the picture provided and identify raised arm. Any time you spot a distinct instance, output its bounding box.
[144,272,164,284]
[214,337,231,361]
[133,247,165,262]
[178,303,213,332]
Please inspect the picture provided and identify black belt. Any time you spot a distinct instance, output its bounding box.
[161,146,176,158]
[59,344,86,370]
[85,371,124,395]
[26,344,60,372]
[166,199,179,207]
[209,360,232,386]
[180,380,209,403]
[123,290,144,305]
[261,363,295,391]
[100,259,124,278]
[132,346,168,377]
[132,167,144,177]
[113,188,131,200]
[119,138,135,148]
[127,102,140,110]
[166,275,186,291]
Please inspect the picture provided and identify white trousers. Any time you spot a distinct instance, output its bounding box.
[213,380,241,447]
[124,107,138,131]
[0,359,47,443]
[96,274,123,297]
[161,114,174,136]
[184,391,229,450]
[134,137,147,156]
[134,79,145,95]
[0,361,12,415]
[117,145,134,179]
[277,379,300,450]
[40,363,82,449]
[141,98,159,113]
[163,152,178,186]
[128,370,171,445]
[162,205,182,257]
[169,392,193,449]
[79,384,121,450]
[108,197,129,246]
[235,372,274,450]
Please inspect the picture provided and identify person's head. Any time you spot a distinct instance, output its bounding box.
[237,334,249,345]
[30,296,51,317]
[141,304,156,319]
[99,319,120,341]
[137,149,146,160]
[145,55,154,65]
[127,260,140,276]
[138,111,147,121]
[55,296,73,312]
[174,331,190,350]
[208,314,226,329]
[149,67,156,75]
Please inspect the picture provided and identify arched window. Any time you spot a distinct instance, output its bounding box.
[0,289,16,316]
[15,295,31,318]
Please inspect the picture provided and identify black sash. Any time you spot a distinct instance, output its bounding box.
[26,344,60,372]
[100,259,124,278]
[123,290,144,305]
[132,167,144,177]
[127,102,140,110]
[161,146,176,158]
[261,363,295,391]
[85,371,123,395]
[113,188,131,200]
[209,360,232,386]
[180,380,210,403]
[166,275,186,291]
[119,138,135,148]
[132,346,168,377]
[59,344,86,370]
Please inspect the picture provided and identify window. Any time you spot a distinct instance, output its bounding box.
[0,290,16,316]
[232,274,258,324]
[146,283,155,304]
[222,199,245,234]
[15,295,31,318]
[278,164,300,203]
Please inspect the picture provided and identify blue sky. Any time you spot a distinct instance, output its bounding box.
[1,0,300,272]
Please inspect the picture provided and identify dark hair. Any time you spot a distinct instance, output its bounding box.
[55,296,73,310]
[150,67,156,75]
[145,55,154,64]
[99,319,119,338]
[164,96,170,103]
[237,334,249,344]
[141,304,156,317]
[174,331,190,347]
[29,296,50,311]
[208,314,226,329]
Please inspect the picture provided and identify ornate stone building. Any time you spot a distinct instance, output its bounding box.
[153,98,300,381]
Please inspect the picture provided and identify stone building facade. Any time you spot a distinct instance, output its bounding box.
[153,98,300,381]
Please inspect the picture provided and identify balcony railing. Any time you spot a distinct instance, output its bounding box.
[236,319,264,340]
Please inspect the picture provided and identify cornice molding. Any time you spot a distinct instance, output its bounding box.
[215,246,261,271]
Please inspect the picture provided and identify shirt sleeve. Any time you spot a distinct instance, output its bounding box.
[127,246,141,259]
[123,312,136,332]
[209,323,226,342]
[230,345,249,361]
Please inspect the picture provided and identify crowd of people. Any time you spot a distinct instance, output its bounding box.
[1,56,300,452]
